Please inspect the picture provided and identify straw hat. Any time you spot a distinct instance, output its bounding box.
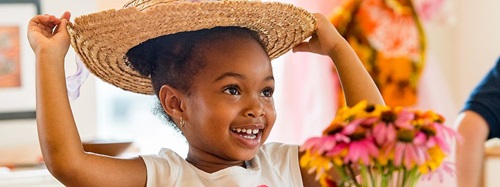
[67,0,317,94]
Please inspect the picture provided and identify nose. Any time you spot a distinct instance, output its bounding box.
[246,109,265,118]
[244,97,265,118]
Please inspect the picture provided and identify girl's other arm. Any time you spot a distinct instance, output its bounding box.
[293,13,381,186]
[28,12,146,186]
[293,13,384,107]
[455,111,488,187]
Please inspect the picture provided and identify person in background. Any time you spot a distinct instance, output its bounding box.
[455,57,500,187]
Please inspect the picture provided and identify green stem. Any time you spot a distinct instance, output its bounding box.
[399,168,404,187]
[360,165,375,187]
[334,164,351,184]
[412,173,421,186]
[407,167,420,187]
[380,172,386,187]
[402,167,408,186]
[360,165,368,187]
[367,166,376,187]
[382,164,393,187]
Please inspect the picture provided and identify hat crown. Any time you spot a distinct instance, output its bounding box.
[70,0,314,94]
[123,0,247,10]
[123,0,175,10]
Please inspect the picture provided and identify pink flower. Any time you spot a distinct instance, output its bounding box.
[383,131,429,169]
[394,109,415,129]
[341,119,363,135]
[300,134,350,155]
[327,142,348,156]
[421,122,462,154]
[413,132,427,145]
[433,122,463,143]
[421,161,455,182]
[392,141,428,169]
[373,122,397,146]
[341,138,379,165]
[426,133,450,153]
[341,118,379,140]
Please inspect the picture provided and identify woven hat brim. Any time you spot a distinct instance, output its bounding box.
[68,1,317,95]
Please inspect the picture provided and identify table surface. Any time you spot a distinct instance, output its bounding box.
[485,146,500,157]
[0,166,62,187]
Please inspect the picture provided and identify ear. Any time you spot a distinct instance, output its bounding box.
[159,85,185,118]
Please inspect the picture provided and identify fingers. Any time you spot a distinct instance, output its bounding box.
[51,12,71,35]
[29,15,52,37]
[313,13,338,36]
[60,11,71,21]
[30,15,58,31]
[313,13,329,23]
[54,18,69,36]
[56,11,72,35]
[313,13,333,29]
[29,13,70,36]
[293,13,342,55]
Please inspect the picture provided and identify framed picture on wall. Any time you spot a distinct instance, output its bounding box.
[0,0,41,120]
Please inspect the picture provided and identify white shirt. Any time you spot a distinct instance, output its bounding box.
[140,142,303,187]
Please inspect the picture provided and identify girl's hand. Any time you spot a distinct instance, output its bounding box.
[28,12,71,58]
[292,13,345,57]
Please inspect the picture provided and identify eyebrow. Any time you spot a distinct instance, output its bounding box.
[214,72,245,82]
[213,72,274,82]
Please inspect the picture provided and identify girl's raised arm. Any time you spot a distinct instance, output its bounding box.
[28,12,146,186]
[293,13,384,107]
[294,13,383,186]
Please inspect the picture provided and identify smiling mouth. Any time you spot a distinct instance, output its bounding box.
[231,128,260,140]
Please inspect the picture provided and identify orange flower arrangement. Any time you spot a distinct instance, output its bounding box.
[329,0,428,107]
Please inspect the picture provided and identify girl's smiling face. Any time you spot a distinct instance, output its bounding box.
[181,34,276,170]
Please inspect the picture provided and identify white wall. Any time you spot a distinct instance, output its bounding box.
[454,0,500,105]
[0,0,98,164]
[407,0,500,126]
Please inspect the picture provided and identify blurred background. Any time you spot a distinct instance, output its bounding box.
[0,0,499,186]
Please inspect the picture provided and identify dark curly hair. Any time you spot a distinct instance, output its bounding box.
[126,27,266,131]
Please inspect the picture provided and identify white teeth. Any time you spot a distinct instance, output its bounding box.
[242,134,256,139]
[232,128,260,135]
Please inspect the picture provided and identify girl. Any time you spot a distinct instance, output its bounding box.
[28,0,384,186]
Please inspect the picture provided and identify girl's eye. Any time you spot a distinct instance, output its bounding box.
[261,88,274,97]
[223,86,241,95]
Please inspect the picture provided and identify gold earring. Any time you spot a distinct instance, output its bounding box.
[180,116,186,127]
